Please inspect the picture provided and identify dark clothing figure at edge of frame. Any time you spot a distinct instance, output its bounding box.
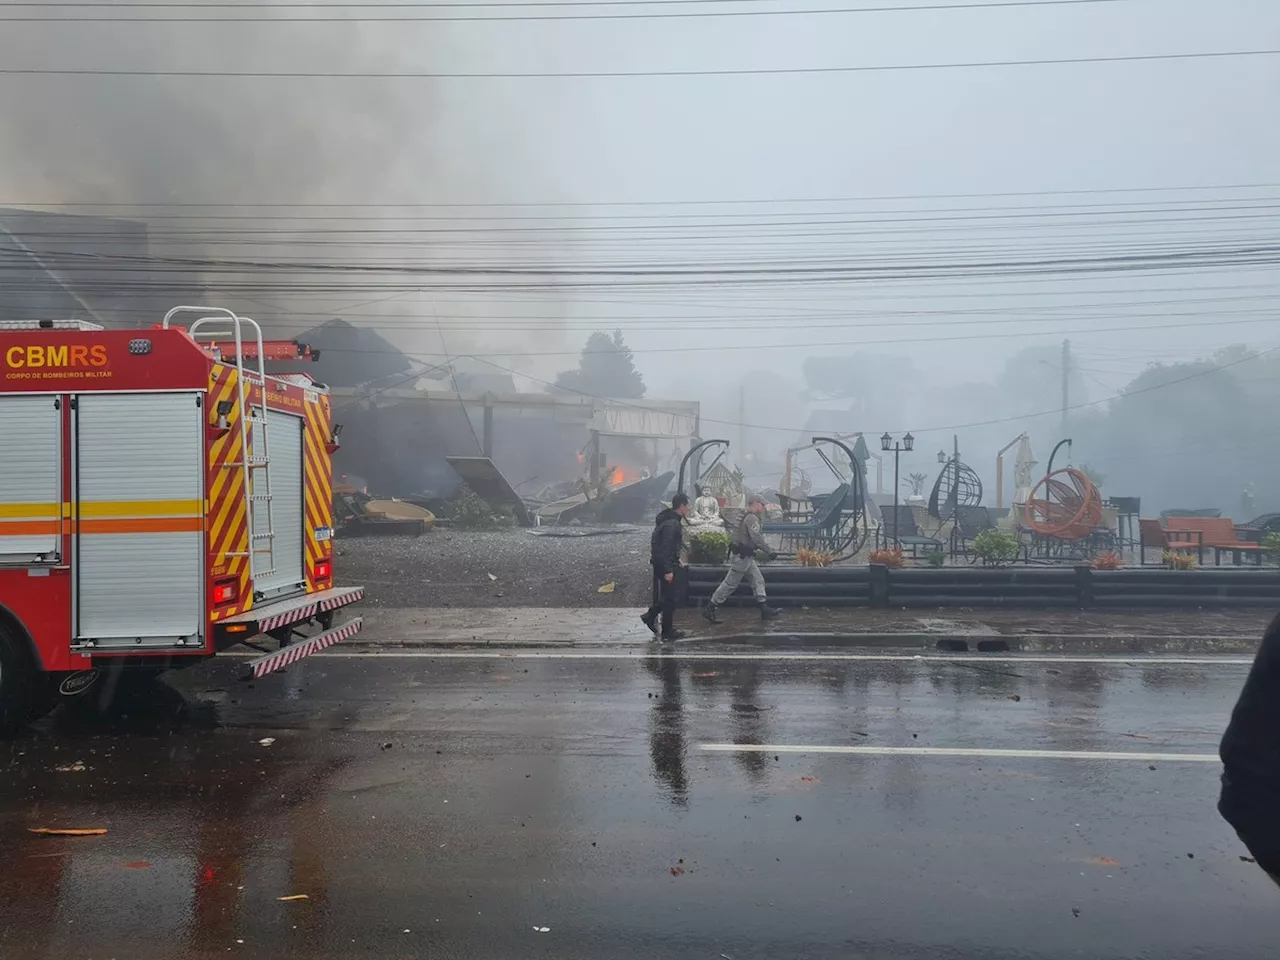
[703,494,782,624]
[1219,613,1280,886]
[643,493,691,642]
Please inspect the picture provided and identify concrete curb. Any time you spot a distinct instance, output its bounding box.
[341,631,1262,655]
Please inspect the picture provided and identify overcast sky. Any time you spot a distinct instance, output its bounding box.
[0,0,1277,451]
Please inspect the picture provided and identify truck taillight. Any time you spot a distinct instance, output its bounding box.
[212,580,238,605]
[315,559,331,581]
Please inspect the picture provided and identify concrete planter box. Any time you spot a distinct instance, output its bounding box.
[687,563,1280,610]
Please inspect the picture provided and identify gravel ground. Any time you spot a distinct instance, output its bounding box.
[336,527,654,608]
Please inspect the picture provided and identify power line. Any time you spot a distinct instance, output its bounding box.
[450,344,1280,436]
[11,194,1280,222]
[7,180,1278,208]
[0,0,1127,7]
[3,49,1276,79]
[0,0,1140,21]
[6,239,1279,277]
[10,199,1280,231]
[304,314,1280,359]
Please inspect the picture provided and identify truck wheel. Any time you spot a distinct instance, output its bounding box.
[0,624,40,735]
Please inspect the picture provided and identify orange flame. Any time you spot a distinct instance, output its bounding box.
[609,466,626,486]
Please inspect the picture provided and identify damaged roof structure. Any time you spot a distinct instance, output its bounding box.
[320,338,700,515]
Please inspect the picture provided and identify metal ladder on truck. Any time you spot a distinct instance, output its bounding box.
[162,306,276,586]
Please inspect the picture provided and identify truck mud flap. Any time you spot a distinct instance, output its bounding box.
[246,617,363,679]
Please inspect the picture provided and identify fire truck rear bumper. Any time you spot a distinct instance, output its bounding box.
[245,617,363,678]
[215,585,364,643]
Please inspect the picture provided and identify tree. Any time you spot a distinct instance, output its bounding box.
[554,330,646,399]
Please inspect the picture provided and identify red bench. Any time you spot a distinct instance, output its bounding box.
[1163,518,1265,566]
[1139,518,1200,563]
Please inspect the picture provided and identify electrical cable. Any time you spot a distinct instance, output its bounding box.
[0,0,1144,21]
[2,49,1275,79]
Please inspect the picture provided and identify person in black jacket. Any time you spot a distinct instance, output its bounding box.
[1219,613,1280,885]
[642,493,690,643]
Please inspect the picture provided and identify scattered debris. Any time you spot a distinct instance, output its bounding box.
[800,776,820,783]
[1187,853,1195,859]
[1120,733,1151,740]
[1241,855,1257,864]
[1007,695,1021,702]
[1088,857,1120,867]
[446,456,534,526]
[363,499,436,529]
[1071,907,1081,918]
[53,762,87,773]
[380,742,393,751]
[692,672,719,679]
[258,737,276,747]
[487,573,498,581]
[528,526,636,538]
[532,926,551,933]
[597,582,616,594]
[670,866,685,876]
[124,861,152,870]
[1148,765,1157,771]
[29,828,108,837]
[278,894,310,902]
[795,815,802,822]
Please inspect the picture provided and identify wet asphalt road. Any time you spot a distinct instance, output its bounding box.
[1,650,1277,959]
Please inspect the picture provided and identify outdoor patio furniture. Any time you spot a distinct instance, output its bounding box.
[1139,518,1202,565]
[763,483,851,553]
[1163,517,1265,566]
[949,505,996,560]
[1237,513,1280,543]
[877,504,943,558]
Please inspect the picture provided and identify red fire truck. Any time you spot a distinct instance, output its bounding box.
[0,307,364,732]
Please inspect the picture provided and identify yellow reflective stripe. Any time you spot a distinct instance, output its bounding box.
[59,499,205,519]
[0,503,60,519]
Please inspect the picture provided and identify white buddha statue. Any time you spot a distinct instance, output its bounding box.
[688,485,725,533]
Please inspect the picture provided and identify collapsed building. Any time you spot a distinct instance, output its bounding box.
[304,320,701,521]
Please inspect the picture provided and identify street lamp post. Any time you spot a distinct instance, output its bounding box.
[880,432,914,547]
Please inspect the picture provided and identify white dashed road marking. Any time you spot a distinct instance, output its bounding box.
[698,744,1221,762]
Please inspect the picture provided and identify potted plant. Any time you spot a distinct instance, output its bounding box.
[868,546,905,568]
[972,529,1020,566]
[690,529,730,564]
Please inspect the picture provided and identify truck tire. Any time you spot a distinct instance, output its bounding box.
[0,623,40,736]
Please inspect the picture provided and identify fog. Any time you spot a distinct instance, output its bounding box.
[1,0,1278,513]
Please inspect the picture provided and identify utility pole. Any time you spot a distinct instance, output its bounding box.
[738,383,746,461]
[1060,339,1070,434]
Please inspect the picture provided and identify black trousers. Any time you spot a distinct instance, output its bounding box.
[646,567,678,638]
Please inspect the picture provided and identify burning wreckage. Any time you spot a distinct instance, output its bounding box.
[315,329,699,531]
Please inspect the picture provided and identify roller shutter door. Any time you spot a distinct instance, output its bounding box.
[74,392,204,649]
[0,395,62,563]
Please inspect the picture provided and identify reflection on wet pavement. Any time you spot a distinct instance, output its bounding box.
[0,654,1273,959]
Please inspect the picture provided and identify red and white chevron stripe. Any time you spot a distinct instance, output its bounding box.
[258,603,317,632]
[249,617,363,679]
[320,587,363,611]
[250,588,365,633]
